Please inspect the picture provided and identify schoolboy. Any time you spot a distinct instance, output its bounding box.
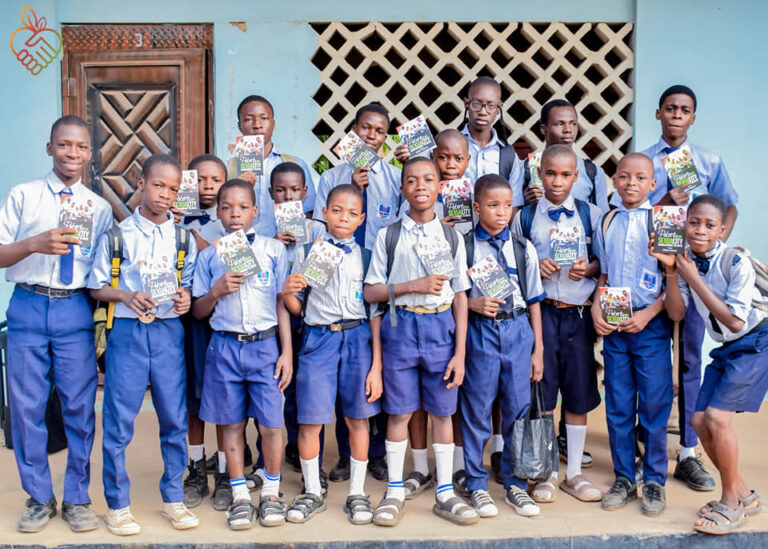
[658,194,768,534]
[463,174,546,518]
[0,115,112,533]
[89,154,199,535]
[511,145,602,504]
[364,157,477,526]
[182,154,228,249]
[281,184,383,524]
[592,153,672,517]
[192,179,292,529]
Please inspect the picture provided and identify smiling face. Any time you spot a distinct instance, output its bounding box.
[352,110,389,152]
[401,160,440,214]
[464,82,502,134]
[238,100,276,145]
[433,134,470,180]
[217,186,258,233]
[195,160,226,209]
[474,186,514,236]
[323,190,365,241]
[685,202,725,257]
[613,154,656,210]
[540,152,578,205]
[47,124,92,185]
[542,106,578,147]
[139,163,181,217]
[656,93,696,145]
[269,171,307,205]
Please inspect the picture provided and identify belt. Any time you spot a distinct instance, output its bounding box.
[402,303,452,315]
[470,308,527,322]
[543,298,591,309]
[220,327,276,342]
[17,283,85,298]
[323,319,363,332]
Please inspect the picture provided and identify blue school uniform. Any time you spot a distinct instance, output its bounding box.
[88,207,198,508]
[510,196,602,414]
[594,199,672,485]
[460,126,522,184]
[461,225,545,492]
[182,206,227,245]
[0,172,112,505]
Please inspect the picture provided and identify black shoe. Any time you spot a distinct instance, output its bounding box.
[61,501,99,532]
[205,453,218,475]
[212,472,233,511]
[367,455,388,481]
[641,481,666,517]
[557,434,593,468]
[244,444,254,468]
[184,457,210,508]
[602,476,637,511]
[329,457,351,482]
[674,456,716,492]
[18,497,57,533]
[452,469,469,497]
[285,442,301,472]
[490,452,503,484]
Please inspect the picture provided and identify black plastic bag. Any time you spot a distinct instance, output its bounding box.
[509,382,558,481]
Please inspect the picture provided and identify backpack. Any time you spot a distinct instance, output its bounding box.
[524,156,598,205]
[519,199,595,261]
[599,207,653,241]
[464,230,529,302]
[499,144,518,180]
[719,246,768,314]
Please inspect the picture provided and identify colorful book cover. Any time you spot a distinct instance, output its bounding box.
[550,225,581,267]
[301,238,346,290]
[215,229,261,277]
[413,235,459,278]
[441,178,473,225]
[661,145,701,193]
[467,254,514,300]
[598,287,633,325]
[652,205,686,254]
[58,192,95,253]
[274,200,309,244]
[333,131,380,169]
[527,151,543,187]
[396,115,436,156]
[173,169,202,215]
[138,256,178,304]
[235,135,265,176]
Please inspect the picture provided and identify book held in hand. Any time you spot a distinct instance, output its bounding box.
[58,192,95,253]
[235,135,265,176]
[413,235,459,278]
[550,226,581,267]
[652,206,686,254]
[139,256,178,304]
[301,238,346,289]
[333,131,380,169]
[598,287,633,325]
[661,146,701,193]
[527,151,543,187]
[173,170,202,215]
[215,229,261,277]
[275,200,309,244]
[441,178,473,225]
[467,255,514,300]
[396,115,436,156]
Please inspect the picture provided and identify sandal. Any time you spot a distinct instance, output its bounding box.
[258,494,286,527]
[699,490,761,518]
[285,493,325,524]
[560,474,602,502]
[226,499,257,530]
[404,471,435,500]
[373,496,405,527]
[433,495,479,525]
[694,501,746,535]
[531,474,558,503]
[345,494,373,525]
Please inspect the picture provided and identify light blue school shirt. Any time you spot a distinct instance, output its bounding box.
[181,206,227,245]
[460,125,523,186]
[284,219,326,267]
[0,171,113,289]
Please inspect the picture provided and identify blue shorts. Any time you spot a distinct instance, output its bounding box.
[696,323,768,414]
[182,314,212,416]
[297,322,381,424]
[380,308,457,417]
[199,331,282,428]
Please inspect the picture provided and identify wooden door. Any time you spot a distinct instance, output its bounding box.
[61,24,213,220]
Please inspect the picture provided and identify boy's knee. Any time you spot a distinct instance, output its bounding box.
[260,426,282,441]
[388,412,413,427]
[691,412,706,434]
[346,417,368,432]
[703,408,731,432]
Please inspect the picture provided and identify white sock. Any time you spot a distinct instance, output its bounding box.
[262,470,280,497]
[230,477,250,501]
[349,457,367,496]
[491,434,504,454]
[453,445,465,473]
[679,446,696,461]
[412,448,429,476]
[385,439,408,501]
[433,442,456,503]
[300,456,322,496]
[565,424,587,480]
[218,451,227,474]
[189,444,204,463]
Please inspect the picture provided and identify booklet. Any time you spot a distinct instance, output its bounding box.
[333,131,380,169]
[139,256,178,304]
[275,200,310,244]
[441,178,473,225]
[301,238,346,289]
[527,151,543,188]
[235,135,265,176]
[598,287,633,325]
[414,235,459,278]
[58,192,95,252]
[173,169,202,215]
[467,254,514,300]
[550,226,581,267]
[661,145,701,193]
[215,229,261,276]
[396,115,436,156]
[652,205,686,254]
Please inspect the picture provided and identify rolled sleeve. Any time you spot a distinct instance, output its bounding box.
[725,254,754,321]
[192,247,214,298]
[524,240,546,305]
[0,187,23,245]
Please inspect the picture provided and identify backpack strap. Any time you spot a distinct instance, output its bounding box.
[362,247,372,318]
[174,225,190,286]
[279,153,296,163]
[600,208,620,240]
[519,203,536,240]
[510,234,528,302]
[299,242,314,319]
[522,157,531,189]
[463,230,475,267]
[573,199,594,261]
[384,220,403,327]
[583,158,598,205]
[441,222,460,259]
[105,226,124,330]
[498,144,517,180]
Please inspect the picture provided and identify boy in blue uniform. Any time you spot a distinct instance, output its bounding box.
[464,174,546,518]
[282,184,383,524]
[592,153,672,517]
[0,115,112,533]
[511,145,602,504]
[192,179,292,530]
[659,195,768,534]
[89,154,199,535]
[364,157,477,526]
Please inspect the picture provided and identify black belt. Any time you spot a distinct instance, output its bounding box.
[220,327,276,342]
[312,319,363,332]
[470,308,527,322]
[17,283,85,298]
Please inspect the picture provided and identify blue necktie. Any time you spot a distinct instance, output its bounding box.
[476,225,510,273]
[59,188,74,285]
[246,233,255,244]
[662,146,680,191]
[353,186,367,248]
[184,212,211,226]
[547,207,574,222]
[327,238,352,254]
[692,256,710,274]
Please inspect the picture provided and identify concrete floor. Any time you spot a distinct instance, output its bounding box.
[1,391,767,546]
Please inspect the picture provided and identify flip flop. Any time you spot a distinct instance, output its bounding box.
[560,474,602,502]
[432,496,479,525]
[694,502,746,535]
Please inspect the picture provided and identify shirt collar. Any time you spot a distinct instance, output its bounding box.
[475,223,509,241]
[461,124,499,149]
[402,212,440,233]
[537,194,575,214]
[45,170,83,195]
[705,239,723,259]
[204,205,218,220]
[616,199,652,212]
[132,206,174,237]
[656,137,690,154]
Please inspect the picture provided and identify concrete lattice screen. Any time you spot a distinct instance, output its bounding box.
[310,21,633,175]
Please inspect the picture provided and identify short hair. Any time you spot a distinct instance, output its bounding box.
[326,183,363,209]
[188,154,227,175]
[540,99,576,126]
[659,85,697,112]
[217,178,256,206]
[541,144,577,168]
[354,103,389,125]
[467,76,501,98]
[435,129,468,151]
[270,161,306,188]
[616,152,654,172]
[474,174,512,202]
[400,156,438,184]
[237,95,274,120]
[141,153,181,179]
[50,115,90,143]
[689,194,726,223]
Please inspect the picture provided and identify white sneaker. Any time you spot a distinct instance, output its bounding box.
[470,489,499,518]
[162,502,199,530]
[505,486,540,517]
[104,506,140,536]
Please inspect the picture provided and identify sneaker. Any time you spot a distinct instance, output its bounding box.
[18,497,57,533]
[641,481,666,517]
[259,494,287,527]
[602,477,637,511]
[212,472,234,511]
[227,498,257,530]
[61,501,99,532]
[285,442,301,472]
[329,457,351,482]
[557,434,593,468]
[183,457,210,508]
[368,455,388,481]
[243,444,254,468]
[162,502,199,530]
[674,456,716,491]
[103,506,140,536]
[470,489,498,518]
[452,469,469,496]
[490,452,503,484]
[205,453,218,475]
[505,486,540,517]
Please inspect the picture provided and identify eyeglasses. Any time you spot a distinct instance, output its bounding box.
[468,101,502,113]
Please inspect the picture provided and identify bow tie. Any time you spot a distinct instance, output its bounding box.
[547,207,574,222]
[184,212,211,226]
[662,146,680,155]
[327,238,352,254]
[246,233,255,244]
[692,255,710,274]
